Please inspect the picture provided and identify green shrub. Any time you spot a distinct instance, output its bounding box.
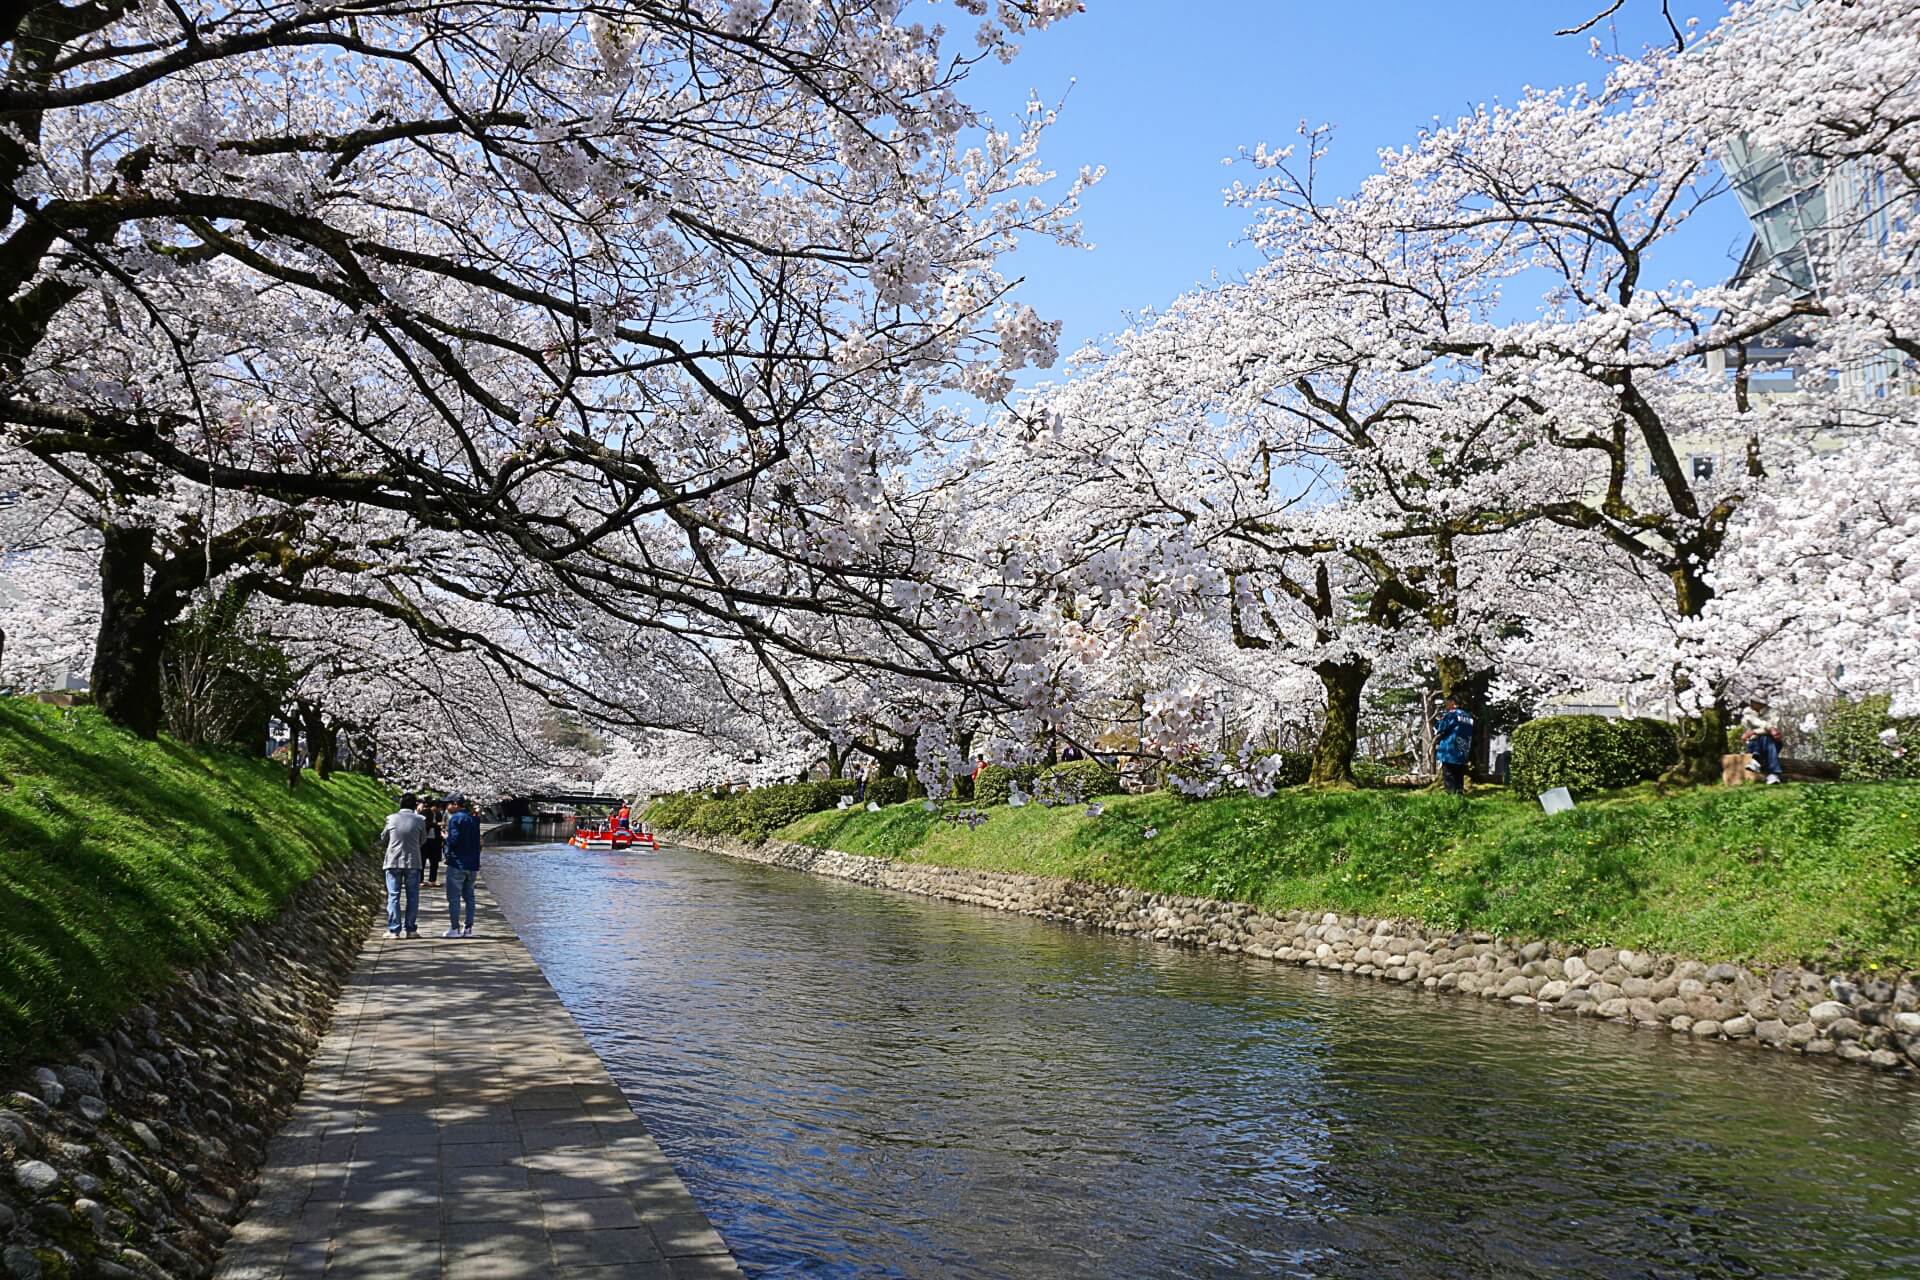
[1166,749,1310,799]
[649,781,861,843]
[1619,717,1679,777]
[1821,695,1920,781]
[976,763,1041,806]
[1042,758,1120,799]
[1261,750,1312,788]
[1164,752,1225,799]
[866,775,909,807]
[643,792,703,829]
[679,791,747,837]
[731,782,828,839]
[813,779,860,805]
[1510,714,1674,797]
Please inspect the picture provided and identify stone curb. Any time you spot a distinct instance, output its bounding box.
[660,831,1920,1081]
[0,852,381,1280]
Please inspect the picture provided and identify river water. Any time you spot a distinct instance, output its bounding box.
[484,842,1920,1280]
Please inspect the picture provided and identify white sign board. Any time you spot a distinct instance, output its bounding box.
[1538,786,1575,815]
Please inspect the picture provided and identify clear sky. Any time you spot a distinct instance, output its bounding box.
[963,0,1750,366]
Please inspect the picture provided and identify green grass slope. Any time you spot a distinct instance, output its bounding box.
[780,783,1920,970]
[0,699,390,1064]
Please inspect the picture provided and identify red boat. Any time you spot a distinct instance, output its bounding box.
[568,821,658,851]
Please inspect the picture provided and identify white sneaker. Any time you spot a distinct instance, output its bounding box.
[443,927,462,938]
[461,926,474,938]
[1765,775,1782,785]
[1744,759,1761,773]
[387,929,401,938]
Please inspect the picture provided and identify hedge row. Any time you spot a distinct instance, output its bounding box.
[1823,695,1920,782]
[643,774,929,843]
[974,764,1039,806]
[976,758,1122,806]
[645,779,857,844]
[866,775,910,807]
[1509,714,1677,797]
[1165,748,1311,800]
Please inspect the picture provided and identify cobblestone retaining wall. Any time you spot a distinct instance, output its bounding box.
[665,832,1920,1080]
[0,853,379,1280]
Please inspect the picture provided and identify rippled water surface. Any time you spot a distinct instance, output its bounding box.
[484,843,1920,1280]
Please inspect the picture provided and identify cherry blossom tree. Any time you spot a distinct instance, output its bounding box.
[1688,437,1920,720]
[953,0,1916,793]
[1,0,1094,735]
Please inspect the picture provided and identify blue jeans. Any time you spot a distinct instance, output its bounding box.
[446,865,477,930]
[1746,733,1783,777]
[384,867,420,934]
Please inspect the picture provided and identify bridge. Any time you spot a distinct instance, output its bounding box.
[498,786,630,817]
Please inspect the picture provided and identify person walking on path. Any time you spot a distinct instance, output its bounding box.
[421,804,444,886]
[1740,697,1786,785]
[379,793,427,938]
[443,793,482,938]
[1433,698,1476,797]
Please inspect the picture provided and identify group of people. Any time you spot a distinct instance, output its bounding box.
[377,793,483,939]
[1433,693,1791,796]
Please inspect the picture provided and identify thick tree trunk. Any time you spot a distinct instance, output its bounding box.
[90,527,171,739]
[282,704,305,789]
[1310,657,1371,786]
[1671,565,1728,785]
[314,722,338,780]
[1675,702,1730,786]
[293,702,339,781]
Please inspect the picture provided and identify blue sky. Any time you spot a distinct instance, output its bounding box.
[963,0,1751,364]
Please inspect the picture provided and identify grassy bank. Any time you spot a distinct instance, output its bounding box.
[779,783,1920,971]
[0,699,390,1064]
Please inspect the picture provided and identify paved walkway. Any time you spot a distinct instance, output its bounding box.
[217,881,742,1280]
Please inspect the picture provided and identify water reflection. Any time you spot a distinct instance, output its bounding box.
[484,843,1920,1280]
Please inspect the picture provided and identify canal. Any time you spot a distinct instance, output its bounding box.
[484,842,1920,1280]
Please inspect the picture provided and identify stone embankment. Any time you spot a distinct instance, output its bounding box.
[665,832,1920,1079]
[0,854,378,1280]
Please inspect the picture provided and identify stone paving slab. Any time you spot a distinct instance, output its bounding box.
[217,881,743,1280]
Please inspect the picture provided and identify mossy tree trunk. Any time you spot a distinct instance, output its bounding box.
[91,526,179,739]
[1310,657,1371,786]
[302,705,338,781]
[90,516,300,740]
[1671,565,1729,785]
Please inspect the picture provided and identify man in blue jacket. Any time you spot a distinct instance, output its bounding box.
[1434,698,1476,797]
[442,794,482,938]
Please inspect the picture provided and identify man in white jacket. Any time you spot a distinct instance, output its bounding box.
[378,793,427,938]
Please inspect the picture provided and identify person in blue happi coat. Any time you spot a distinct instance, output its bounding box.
[1434,698,1476,797]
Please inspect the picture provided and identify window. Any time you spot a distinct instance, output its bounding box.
[1690,455,1716,481]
